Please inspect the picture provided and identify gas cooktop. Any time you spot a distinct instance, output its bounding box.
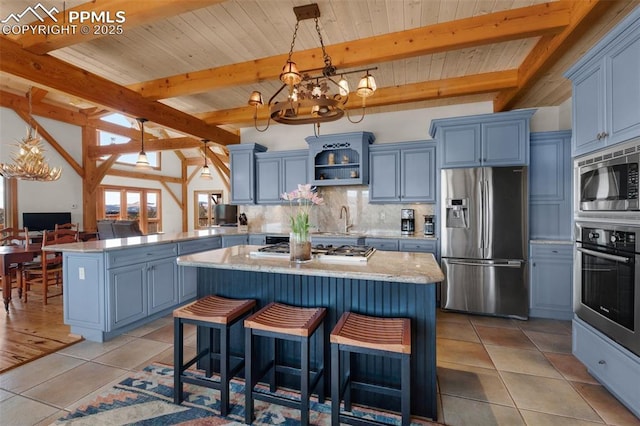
[250,242,376,262]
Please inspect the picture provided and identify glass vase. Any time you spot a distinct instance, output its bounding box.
[289,232,312,262]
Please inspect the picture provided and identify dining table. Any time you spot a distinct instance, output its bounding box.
[1,245,41,312]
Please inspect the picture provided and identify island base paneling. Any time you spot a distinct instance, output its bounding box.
[196,268,437,420]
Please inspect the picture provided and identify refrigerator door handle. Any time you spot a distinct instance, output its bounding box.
[479,179,484,250]
[447,259,523,268]
[483,179,489,250]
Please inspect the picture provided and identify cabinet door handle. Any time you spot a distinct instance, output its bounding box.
[601,132,609,138]
[552,250,558,253]
[598,360,606,365]
[532,262,536,267]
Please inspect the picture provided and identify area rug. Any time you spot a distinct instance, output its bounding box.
[54,363,439,425]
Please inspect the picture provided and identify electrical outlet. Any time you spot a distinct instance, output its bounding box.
[78,267,85,280]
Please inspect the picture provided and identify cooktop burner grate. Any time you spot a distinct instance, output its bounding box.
[256,243,375,260]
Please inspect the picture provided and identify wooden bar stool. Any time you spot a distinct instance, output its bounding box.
[330,312,412,426]
[244,302,326,426]
[173,295,256,416]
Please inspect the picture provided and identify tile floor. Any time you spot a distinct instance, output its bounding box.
[1,311,639,425]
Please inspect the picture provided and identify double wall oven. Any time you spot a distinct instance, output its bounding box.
[575,140,640,357]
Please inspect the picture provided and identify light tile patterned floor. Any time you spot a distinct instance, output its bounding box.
[0,310,639,425]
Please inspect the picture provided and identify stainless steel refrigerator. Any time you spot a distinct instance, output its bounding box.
[440,166,529,319]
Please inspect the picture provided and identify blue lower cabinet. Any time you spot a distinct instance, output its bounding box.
[147,259,178,314]
[366,238,399,251]
[399,239,437,254]
[109,264,147,329]
[573,318,640,417]
[529,242,573,320]
[221,234,249,247]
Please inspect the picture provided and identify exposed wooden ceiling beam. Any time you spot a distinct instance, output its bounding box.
[128,2,570,101]
[106,168,183,184]
[494,0,616,112]
[87,118,157,141]
[88,136,202,158]
[0,37,239,145]
[0,90,88,127]
[198,69,519,125]
[10,0,224,54]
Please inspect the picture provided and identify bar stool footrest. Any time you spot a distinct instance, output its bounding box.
[350,380,402,398]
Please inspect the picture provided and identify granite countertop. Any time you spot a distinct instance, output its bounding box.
[44,228,246,253]
[530,240,574,245]
[177,245,444,284]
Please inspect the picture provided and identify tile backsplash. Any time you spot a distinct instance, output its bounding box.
[240,186,436,235]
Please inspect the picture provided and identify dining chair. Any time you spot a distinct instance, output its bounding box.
[0,227,30,299]
[22,227,79,304]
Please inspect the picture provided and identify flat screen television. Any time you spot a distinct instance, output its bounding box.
[22,212,72,232]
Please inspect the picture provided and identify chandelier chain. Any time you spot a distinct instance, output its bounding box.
[287,20,300,62]
[314,17,332,71]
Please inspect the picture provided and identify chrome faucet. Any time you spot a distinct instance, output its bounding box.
[339,205,352,233]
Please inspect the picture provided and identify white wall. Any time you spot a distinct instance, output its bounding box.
[1,107,84,227]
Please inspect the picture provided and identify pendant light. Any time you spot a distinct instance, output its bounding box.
[200,139,212,179]
[135,118,150,168]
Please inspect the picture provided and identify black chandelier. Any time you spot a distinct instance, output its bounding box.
[248,3,377,135]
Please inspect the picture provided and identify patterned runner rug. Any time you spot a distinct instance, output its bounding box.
[54,363,439,425]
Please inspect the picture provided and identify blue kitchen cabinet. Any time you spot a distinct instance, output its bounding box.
[177,237,222,303]
[574,318,640,418]
[228,143,267,204]
[248,234,266,245]
[369,141,436,203]
[311,235,365,246]
[369,148,400,201]
[529,243,573,320]
[256,150,309,204]
[529,131,572,240]
[106,244,178,329]
[306,132,374,186]
[566,7,640,157]
[221,234,248,247]
[430,109,535,168]
[399,239,438,256]
[147,258,178,315]
[365,238,399,251]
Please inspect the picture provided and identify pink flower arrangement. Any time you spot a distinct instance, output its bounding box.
[281,184,324,239]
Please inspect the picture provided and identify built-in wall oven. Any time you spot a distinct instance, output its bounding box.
[575,222,640,356]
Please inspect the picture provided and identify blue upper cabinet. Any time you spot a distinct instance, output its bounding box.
[228,143,267,205]
[305,132,375,186]
[529,131,572,240]
[565,6,640,157]
[369,141,436,203]
[256,150,309,204]
[429,109,535,168]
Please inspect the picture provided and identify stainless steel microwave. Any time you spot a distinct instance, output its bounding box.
[579,153,639,211]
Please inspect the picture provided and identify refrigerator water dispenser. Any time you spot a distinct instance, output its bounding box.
[445,198,468,228]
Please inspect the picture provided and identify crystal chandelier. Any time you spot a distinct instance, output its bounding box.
[248,3,377,135]
[0,90,62,181]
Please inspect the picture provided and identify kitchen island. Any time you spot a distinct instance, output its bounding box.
[177,245,444,420]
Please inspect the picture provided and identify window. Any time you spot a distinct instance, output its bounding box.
[194,190,223,229]
[99,113,160,168]
[98,185,161,234]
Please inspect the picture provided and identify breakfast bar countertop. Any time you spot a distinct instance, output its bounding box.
[177,244,444,284]
[42,228,245,253]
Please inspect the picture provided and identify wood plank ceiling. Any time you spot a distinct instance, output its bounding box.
[1,0,638,153]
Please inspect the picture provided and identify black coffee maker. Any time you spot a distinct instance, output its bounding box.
[401,209,415,235]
